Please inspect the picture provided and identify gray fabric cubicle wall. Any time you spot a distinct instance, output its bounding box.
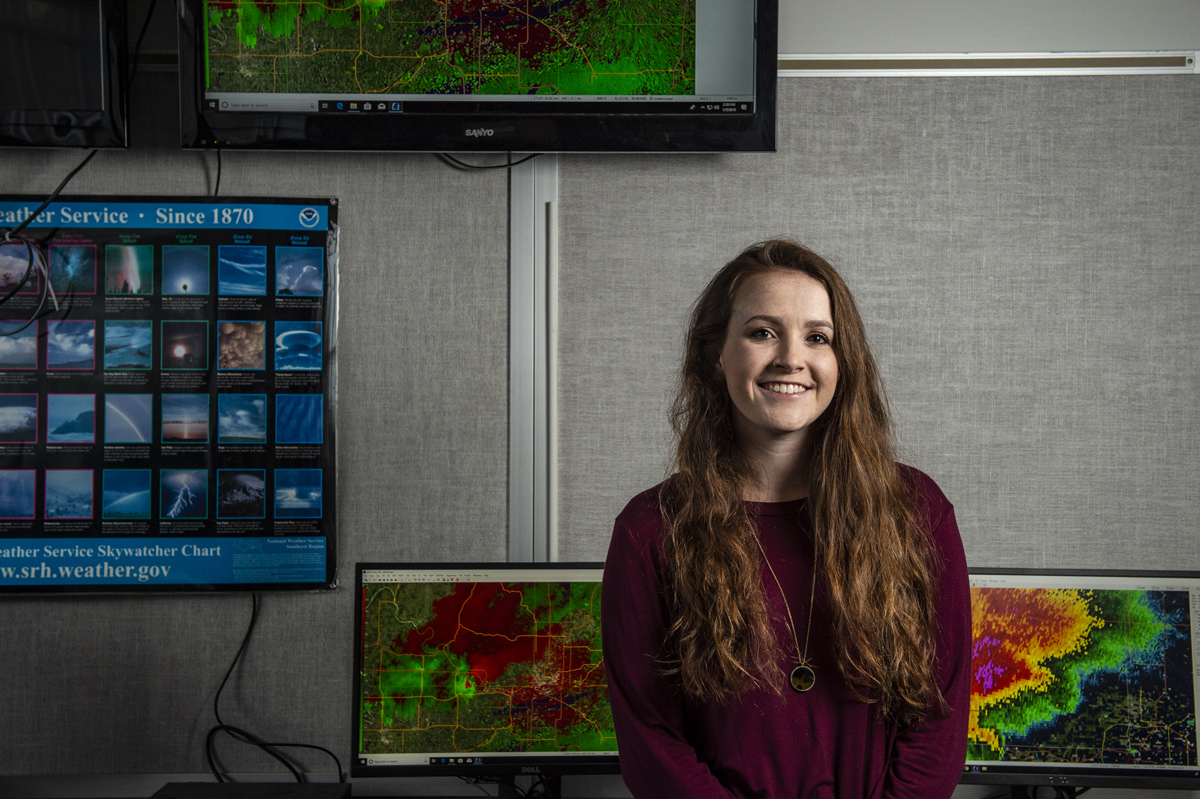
[556,75,1200,572]
[2,70,1200,783]
[0,72,511,777]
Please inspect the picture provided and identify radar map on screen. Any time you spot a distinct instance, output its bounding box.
[359,580,616,756]
[970,587,1198,767]
[204,0,696,97]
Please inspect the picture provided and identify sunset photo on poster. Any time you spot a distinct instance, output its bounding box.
[161,394,209,443]
[162,320,209,370]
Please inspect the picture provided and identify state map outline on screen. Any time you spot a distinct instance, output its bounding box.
[969,586,1198,768]
[205,0,696,97]
[360,580,616,756]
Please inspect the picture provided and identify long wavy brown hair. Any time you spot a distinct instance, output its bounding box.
[660,239,944,723]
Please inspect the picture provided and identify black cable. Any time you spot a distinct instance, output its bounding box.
[1,147,96,331]
[206,593,346,783]
[127,0,161,90]
[460,776,530,798]
[457,776,503,797]
[213,149,223,197]
[0,237,55,336]
[437,152,541,171]
[526,776,552,798]
[5,149,98,241]
[206,724,303,784]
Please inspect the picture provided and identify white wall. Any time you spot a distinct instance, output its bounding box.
[780,0,1200,53]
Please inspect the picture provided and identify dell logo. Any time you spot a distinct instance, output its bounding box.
[521,766,542,774]
[465,128,495,138]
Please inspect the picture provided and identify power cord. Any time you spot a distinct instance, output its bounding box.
[0,237,56,336]
[5,149,97,242]
[205,593,346,783]
[436,152,541,171]
[127,0,160,91]
[0,147,98,332]
[458,775,561,799]
[212,148,223,197]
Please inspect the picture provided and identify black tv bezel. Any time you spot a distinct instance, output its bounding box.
[961,567,1200,793]
[352,561,619,780]
[177,0,777,153]
[0,0,129,149]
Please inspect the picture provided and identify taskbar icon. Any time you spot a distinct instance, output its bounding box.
[319,99,403,113]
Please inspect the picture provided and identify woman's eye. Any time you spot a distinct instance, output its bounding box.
[808,332,830,345]
[748,328,773,340]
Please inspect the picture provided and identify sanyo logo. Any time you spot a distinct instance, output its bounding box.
[465,127,495,138]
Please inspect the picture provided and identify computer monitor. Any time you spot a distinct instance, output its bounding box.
[964,568,1200,797]
[0,0,128,149]
[178,0,777,152]
[352,562,618,790]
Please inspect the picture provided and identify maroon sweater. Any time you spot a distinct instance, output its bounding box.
[601,468,970,799]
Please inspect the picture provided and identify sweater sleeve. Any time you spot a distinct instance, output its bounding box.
[883,482,972,799]
[602,498,737,799]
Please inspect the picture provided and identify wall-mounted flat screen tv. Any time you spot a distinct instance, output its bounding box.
[0,0,129,149]
[178,0,776,152]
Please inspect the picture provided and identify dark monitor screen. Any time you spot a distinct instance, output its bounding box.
[964,568,1200,792]
[352,562,617,779]
[0,0,128,148]
[178,0,776,152]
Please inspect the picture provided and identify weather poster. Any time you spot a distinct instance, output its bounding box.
[967,581,1199,771]
[0,196,337,592]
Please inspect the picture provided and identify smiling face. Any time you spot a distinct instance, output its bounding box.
[718,269,838,454]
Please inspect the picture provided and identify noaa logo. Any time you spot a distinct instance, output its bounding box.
[298,207,320,228]
[465,128,494,138]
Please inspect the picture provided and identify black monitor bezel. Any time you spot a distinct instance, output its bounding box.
[0,0,129,150]
[961,567,1200,792]
[352,561,619,780]
[177,0,777,153]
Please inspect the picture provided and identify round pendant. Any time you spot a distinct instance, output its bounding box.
[790,664,816,693]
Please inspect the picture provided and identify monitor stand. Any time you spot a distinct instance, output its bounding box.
[1008,788,1080,799]
[495,775,562,799]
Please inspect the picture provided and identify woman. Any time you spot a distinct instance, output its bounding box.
[602,240,970,799]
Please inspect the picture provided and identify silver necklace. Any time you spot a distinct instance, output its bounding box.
[755,536,817,692]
